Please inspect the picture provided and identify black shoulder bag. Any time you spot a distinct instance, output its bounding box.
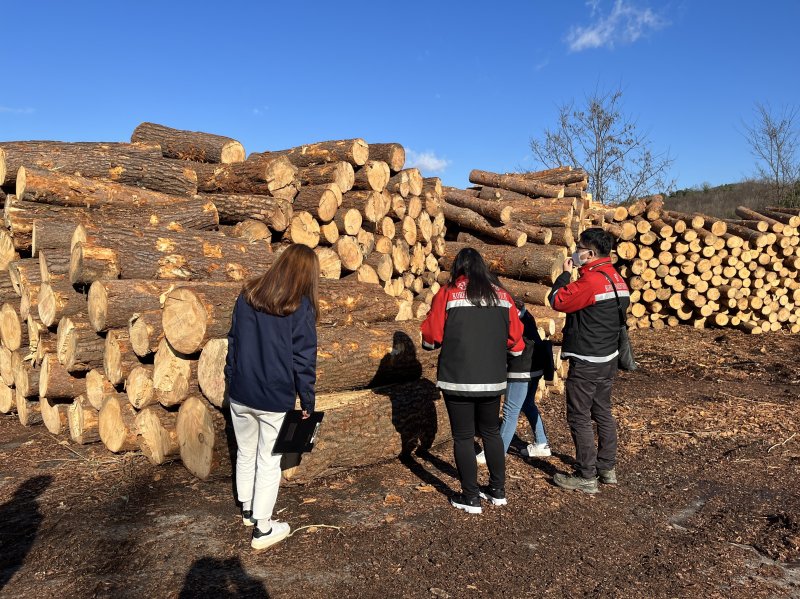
[598,272,638,372]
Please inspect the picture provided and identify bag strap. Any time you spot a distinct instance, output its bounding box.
[597,271,627,329]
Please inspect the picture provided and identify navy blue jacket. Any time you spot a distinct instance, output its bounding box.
[224,293,317,413]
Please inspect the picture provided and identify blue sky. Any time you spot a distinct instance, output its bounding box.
[2,1,798,191]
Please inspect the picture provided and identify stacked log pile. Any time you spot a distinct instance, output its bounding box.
[0,124,450,482]
[600,197,800,334]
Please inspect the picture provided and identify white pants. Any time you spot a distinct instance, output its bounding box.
[229,400,286,522]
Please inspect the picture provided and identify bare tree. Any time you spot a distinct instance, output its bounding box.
[529,87,674,204]
[742,102,799,203]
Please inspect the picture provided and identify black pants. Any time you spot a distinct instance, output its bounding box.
[565,357,618,479]
[443,394,505,498]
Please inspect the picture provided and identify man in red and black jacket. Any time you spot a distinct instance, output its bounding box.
[549,228,629,494]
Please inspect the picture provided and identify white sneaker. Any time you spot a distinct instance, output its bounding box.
[242,510,256,527]
[522,443,551,458]
[475,451,486,465]
[251,521,291,550]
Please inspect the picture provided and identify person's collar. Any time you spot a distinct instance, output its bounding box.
[579,256,612,274]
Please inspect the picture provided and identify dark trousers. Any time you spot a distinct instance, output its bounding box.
[443,394,505,498]
[565,358,618,479]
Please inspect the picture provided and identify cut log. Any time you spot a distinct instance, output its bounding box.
[85,369,120,410]
[283,379,450,483]
[497,277,553,307]
[319,221,340,245]
[0,303,27,352]
[13,354,40,399]
[386,171,410,197]
[333,235,363,272]
[0,382,14,414]
[161,284,240,355]
[136,406,180,465]
[296,162,355,193]
[364,252,394,282]
[37,280,86,328]
[197,338,227,408]
[99,394,139,452]
[439,241,566,284]
[192,155,296,195]
[340,190,389,223]
[333,208,363,236]
[57,316,104,373]
[367,143,405,172]
[176,395,229,480]
[70,227,275,284]
[262,139,369,167]
[152,339,199,407]
[284,211,321,248]
[443,189,512,223]
[443,203,526,247]
[0,346,13,386]
[292,184,340,222]
[131,122,245,163]
[227,220,272,244]
[104,329,139,386]
[68,395,100,444]
[39,353,87,400]
[89,279,182,333]
[314,247,342,280]
[469,170,564,199]
[41,397,69,435]
[126,365,156,409]
[1,140,198,196]
[352,160,390,192]
[39,249,72,283]
[354,264,380,285]
[201,193,292,231]
[16,393,42,426]
[514,221,555,245]
[129,310,164,358]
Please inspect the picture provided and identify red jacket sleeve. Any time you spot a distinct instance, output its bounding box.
[550,272,597,314]
[421,286,448,350]
[507,304,525,355]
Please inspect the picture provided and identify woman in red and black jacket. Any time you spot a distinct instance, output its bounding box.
[421,247,524,514]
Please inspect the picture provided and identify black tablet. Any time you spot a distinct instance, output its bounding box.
[273,410,325,454]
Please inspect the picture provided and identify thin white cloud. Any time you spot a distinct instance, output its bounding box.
[566,0,666,52]
[0,106,34,115]
[534,57,550,71]
[252,105,269,116]
[405,149,450,174]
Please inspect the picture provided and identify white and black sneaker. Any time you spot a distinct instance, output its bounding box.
[449,493,482,514]
[479,486,507,506]
[521,443,552,458]
[242,510,256,527]
[251,521,291,550]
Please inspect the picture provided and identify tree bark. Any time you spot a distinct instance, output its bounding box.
[57,316,105,374]
[39,353,87,400]
[469,170,564,198]
[444,189,512,223]
[258,139,369,167]
[37,280,86,327]
[497,277,553,307]
[296,162,355,193]
[439,241,567,284]
[443,203,527,247]
[191,155,296,195]
[131,122,245,163]
[200,193,292,230]
[39,249,72,283]
[1,141,198,196]
[511,221,554,245]
[283,379,450,483]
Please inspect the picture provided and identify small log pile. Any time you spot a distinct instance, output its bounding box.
[0,125,450,482]
[600,197,800,334]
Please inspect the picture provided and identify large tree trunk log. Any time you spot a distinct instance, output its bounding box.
[39,353,87,400]
[296,162,355,193]
[512,221,554,245]
[85,369,121,410]
[469,170,564,199]
[136,405,180,465]
[68,395,100,445]
[57,316,104,373]
[129,310,164,358]
[70,227,275,284]
[1,141,198,196]
[439,241,566,285]
[259,139,369,168]
[497,277,553,307]
[104,329,140,386]
[32,220,85,256]
[352,160,390,192]
[152,339,199,407]
[284,211,321,248]
[519,167,588,186]
[367,143,405,172]
[13,354,40,399]
[340,190,390,223]
[443,188,512,223]
[198,193,292,230]
[99,394,138,452]
[333,235,363,272]
[0,303,27,352]
[225,220,272,244]
[88,279,181,333]
[39,249,73,283]
[131,122,245,163]
[443,203,527,247]
[16,393,42,426]
[197,338,227,408]
[41,397,70,435]
[16,167,197,209]
[126,365,156,409]
[283,379,450,483]
[176,395,231,480]
[315,320,436,393]
[37,280,86,327]
[333,208,362,236]
[191,155,296,195]
[292,184,340,222]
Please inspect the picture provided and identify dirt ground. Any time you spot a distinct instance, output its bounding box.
[0,327,798,598]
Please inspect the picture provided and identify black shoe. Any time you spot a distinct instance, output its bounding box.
[449,493,482,514]
[478,486,507,506]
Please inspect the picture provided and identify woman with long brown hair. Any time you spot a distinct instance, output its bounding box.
[225,244,320,549]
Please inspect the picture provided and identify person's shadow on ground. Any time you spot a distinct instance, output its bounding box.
[0,475,53,592]
[179,556,269,598]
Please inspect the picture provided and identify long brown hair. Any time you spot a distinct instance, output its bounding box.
[243,244,320,321]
